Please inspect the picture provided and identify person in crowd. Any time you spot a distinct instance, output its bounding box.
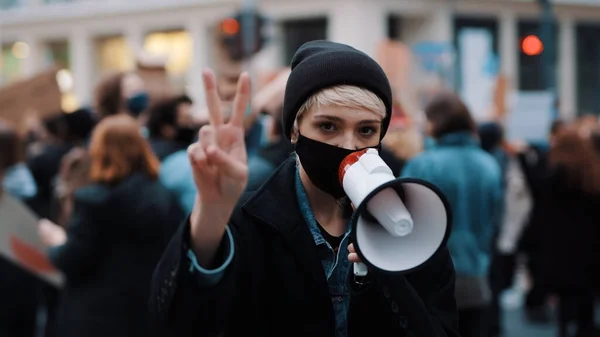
[63,107,97,145]
[94,71,149,120]
[245,69,293,190]
[246,103,294,191]
[0,121,42,337]
[25,114,76,221]
[146,95,198,161]
[517,118,566,323]
[54,147,91,228]
[37,114,184,337]
[478,122,533,337]
[150,41,459,337]
[401,92,502,337]
[1,119,37,199]
[530,122,600,337]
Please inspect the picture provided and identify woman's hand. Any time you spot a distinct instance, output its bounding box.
[189,69,251,210]
[38,219,66,247]
[188,69,251,268]
[348,243,362,263]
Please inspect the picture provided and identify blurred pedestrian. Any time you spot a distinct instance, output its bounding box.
[532,123,600,337]
[402,92,502,337]
[146,94,198,161]
[0,121,42,337]
[37,114,184,337]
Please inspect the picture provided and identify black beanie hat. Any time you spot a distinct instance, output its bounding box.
[282,40,393,140]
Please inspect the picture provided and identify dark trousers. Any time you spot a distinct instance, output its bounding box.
[525,252,547,309]
[488,253,517,337]
[459,307,489,337]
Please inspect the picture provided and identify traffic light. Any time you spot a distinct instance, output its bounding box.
[219,10,268,61]
[521,34,544,56]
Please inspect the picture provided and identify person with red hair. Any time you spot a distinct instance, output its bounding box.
[37,114,183,337]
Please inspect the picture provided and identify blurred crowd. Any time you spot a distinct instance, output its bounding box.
[0,64,599,337]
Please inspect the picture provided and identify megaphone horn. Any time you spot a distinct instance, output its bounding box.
[339,148,452,275]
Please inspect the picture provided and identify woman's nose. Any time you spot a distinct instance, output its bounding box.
[340,133,359,150]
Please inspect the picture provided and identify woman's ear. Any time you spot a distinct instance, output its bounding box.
[290,127,299,144]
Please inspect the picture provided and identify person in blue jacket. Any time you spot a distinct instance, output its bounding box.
[402,92,502,337]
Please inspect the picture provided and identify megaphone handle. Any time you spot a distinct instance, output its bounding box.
[353,262,368,277]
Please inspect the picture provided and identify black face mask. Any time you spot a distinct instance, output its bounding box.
[174,126,199,145]
[294,134,380,199]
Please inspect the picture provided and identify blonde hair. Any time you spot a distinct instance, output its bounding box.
[292,85,386,135]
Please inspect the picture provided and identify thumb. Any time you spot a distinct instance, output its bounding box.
[206,145,248,180]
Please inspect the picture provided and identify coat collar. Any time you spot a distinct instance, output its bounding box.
[435,131,480,148]
[241,155,331,299]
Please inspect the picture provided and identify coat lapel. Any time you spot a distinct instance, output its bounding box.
[242,157,331,300]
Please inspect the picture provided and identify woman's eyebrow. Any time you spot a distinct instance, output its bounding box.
[314,115,343,123]
[357,119,382,125]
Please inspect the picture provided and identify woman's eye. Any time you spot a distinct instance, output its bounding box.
[319,123,336,132]
[359,126,376,136]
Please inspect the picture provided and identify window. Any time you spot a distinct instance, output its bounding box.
[576,24,600,115]
[1,42,25,85]
[94,35,135,78]
[144,30,192,92]
[453,17,499,91]
[281,18,327,65]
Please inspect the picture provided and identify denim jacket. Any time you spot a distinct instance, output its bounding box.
[295,169,352,337]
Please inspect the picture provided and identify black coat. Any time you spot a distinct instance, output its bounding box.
[50,173,184,337]
[530,168,600,293]
[150,158,459,337]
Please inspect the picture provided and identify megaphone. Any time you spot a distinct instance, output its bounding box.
[339,148,452,275]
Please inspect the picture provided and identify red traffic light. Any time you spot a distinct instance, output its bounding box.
[221,17,240,36]
[521,35,544,56]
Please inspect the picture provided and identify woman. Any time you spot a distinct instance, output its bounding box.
[38,114,184,337]
[95,71,149,119]
[533,123,600,337]
[401,93,502,337]
[150,41,458,337]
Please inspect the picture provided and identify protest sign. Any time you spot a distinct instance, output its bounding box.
[0,69,62,127]
[0,193,64,288]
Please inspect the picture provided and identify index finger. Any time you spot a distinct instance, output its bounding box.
[202,69,223,126]
[228,72,251,128]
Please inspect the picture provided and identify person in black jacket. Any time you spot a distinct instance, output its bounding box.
[150,41,459,337]
[0,121,41,337]
[37,114,184,337]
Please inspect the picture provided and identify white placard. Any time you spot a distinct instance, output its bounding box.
[0,193,65,288]
[505,91,554,142]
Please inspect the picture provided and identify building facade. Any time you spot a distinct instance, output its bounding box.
[2,0,600,119]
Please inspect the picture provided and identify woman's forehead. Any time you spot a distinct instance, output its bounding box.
[310,105,383,122]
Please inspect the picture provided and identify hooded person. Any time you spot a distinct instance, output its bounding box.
[150,40,459,337]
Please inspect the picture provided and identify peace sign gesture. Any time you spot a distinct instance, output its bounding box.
[188,69,251,211]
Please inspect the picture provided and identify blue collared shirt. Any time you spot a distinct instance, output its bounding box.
[294,169,352,337]
[187,167,352,337]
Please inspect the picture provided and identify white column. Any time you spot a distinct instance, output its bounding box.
[20,35,40,78]
[185,19,210,110]
[426,2,453,43]
[559,17,576,120]
[499,10,518,92]
[70,29,93,106]
[327,0,387,58]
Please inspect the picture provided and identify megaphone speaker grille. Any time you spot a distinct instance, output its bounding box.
[353,179,451,274]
